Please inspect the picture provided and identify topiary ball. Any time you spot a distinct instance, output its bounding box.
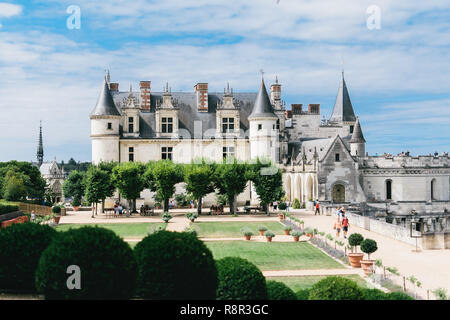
[35,226,137,300]
[348,233,364,247]
[0,223,57,292]
[216,257,267,300]
[296,288,311,300]
[360,239,378,257]
[309,276,364,300]
[387,291,414,300]
[52,206,61,214]
[362,288,388,300]
[266,280,297,300]
[134,230,217,300]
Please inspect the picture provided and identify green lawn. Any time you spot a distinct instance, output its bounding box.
[205,241,344,271]
[192,221,285,238]
[56,223,167,238]
[266,275,368,291]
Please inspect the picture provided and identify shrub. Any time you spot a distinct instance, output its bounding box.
[216,257,267,300]
[266,280,297,300]
[0,203,19,214]
[71,197,81,207]
[362,288,388,300]
[134,230,217,299]
[360,239,378,259]
[161,212,172,223]
[0,223,57,292]
[186,212,198,221]
[278,202,287,210]
[304,228,313,235]
[387,291,414,300]
[348,233,364,252]
[51,205,61,214]
[241,227,253,237]
[290,230,304,237]
[308,276,364,300]
[296,288,310,300]
[35,226,137,299]
[264,230,275,238]
[432,288,448,300]
[183,227,198,237]
[292,198,301,209]
[283,225,292,231]
[258,226,268,232]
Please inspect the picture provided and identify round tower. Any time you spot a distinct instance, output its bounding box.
[90,79,121,165]
[248,78,279,163]
[349,117,366,157]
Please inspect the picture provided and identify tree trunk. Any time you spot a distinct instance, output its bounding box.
[164,198,169,213]
[228,195,234,215]
[265,204,269,216]
[133,198,137,213]
[95,202,98,215]
[102,199,105,213]
[197,198,202,215]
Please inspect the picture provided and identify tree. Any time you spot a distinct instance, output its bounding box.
[144,160,184,212]
[84,166,114,216]
[62,170,85,206]
[0,161,46,200]
[213,160,249,215]
[248,158,284,215]
[184,160,215,215]
[111,162,145,212]
[2,169,28,201]
[97,161,118,212]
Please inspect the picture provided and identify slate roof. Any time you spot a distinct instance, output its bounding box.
[90,80,121,117]
[329,74,356,123]
[349,117,366,143]
[248,80,277,119]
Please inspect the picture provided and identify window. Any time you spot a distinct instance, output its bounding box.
[161,147,173,160]
[276,119,280,130]
[258,124,262,131]
[222,118,235,133]
[222,146,234,159]
[386,180,392,200]
[350,125,354,134]
[162,117,173,133]
[335,153,340,162]
[128,117,134,133]
[431,179,436,200]
[129,147,134,162]
[107,122,112,130]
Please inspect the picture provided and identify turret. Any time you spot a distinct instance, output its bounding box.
[90,78,121,164]
[349,117,366,157]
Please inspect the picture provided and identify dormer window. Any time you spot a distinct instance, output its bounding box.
[162,117,173,133]
[350,125,354,134]
[222,118,234,133]
[128,117,134,133]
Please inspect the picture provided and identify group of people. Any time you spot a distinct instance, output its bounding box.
[113,202,129,216]
[333,207,349,238]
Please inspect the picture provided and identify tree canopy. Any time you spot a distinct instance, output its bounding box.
[184,160,216,214]
[111,162,146,212]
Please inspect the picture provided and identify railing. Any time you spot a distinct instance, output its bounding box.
[18,203,52,216]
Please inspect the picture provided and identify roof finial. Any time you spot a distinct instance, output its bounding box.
[129,83,132,93]
[275,75,278,84]
[227,82,230,94]
[165,82,169,93]
[259,69,265,81]
[341,58,344,79]
[106,69,110,83]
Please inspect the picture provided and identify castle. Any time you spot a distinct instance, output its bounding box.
[90,72,450,225]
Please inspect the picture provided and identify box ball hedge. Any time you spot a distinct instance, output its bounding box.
[308,276,364,300]
[362,288,388,300]
[35,226,137,300]
[216,257,267,300]
[134,230,217,300]
[295,288,311,300]
[387,291,414,300]
[266,280,297,300]
[0,223,57,292]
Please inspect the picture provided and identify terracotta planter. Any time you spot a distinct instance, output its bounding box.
[244,235,252,241]
[284,230,291,235]
[278,214,285,221]
[360,260,375,276]
[306,233,313,238]
[266,237,273,242]
[73,206,79,212]
[259,231,265,236]
[53,216,61,224]
[348,253,364,268]
[293,236,299,242]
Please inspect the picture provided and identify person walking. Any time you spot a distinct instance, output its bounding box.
[314,200,320,215]
[333,219,342,238]
[273,200,278,211]
[286,201,290,212]
[342,215,349,238]
[337,207,344,222]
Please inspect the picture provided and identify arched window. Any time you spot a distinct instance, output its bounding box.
[431,179,437,200]
[386,180,392,200]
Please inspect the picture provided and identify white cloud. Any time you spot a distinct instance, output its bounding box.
[0,2,22,17]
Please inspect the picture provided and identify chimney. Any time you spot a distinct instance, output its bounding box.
[270,79,281,103]
[286,110,292,119]
[194,83,208,112]
[308,104,320,114]
[140,81,151,111]
[109,83,119,92]
[291,104,302,115]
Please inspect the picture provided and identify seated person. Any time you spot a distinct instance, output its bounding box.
[117,205,123,215]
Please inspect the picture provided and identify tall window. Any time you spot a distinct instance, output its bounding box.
[162,147,173,160]
[129,147,134,162]
[350,125,354,134]
[276,119,280,130]
[431,179,436,200]
[222,118,234,133]
[107,122,112,130]
[162,117,173,133]
[223,146,234,159]
[128,117,134,133]
[386,180,392,200]
[258,124,262,131]
[335,153,340,162]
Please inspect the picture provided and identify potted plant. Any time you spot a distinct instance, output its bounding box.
[51,205,61,224]
[264,230,275,242]
[186,212,198,223]
[258,226,268,236]
[283,225,292,235]
[360,238,378,276]
[348,233,364,268]
[304,227,314,238]
[278,211,286,221]
[241,227,253,241]
[161,212,172,223]
[71,197,81,211]
[290,230,304,242]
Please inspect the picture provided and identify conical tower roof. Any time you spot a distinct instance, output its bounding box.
[248,79,277,119]
[90,79,121,117]
[350,117,366,143]
[329,74,356,123]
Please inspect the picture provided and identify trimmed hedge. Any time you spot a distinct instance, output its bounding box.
[295,288,311,300]
[309,276,364,300]
[387,291,415,300]
[216,257,267,300]
[0,203,19,215]
[134,230,217,300]
[35,226,137,300]
[266,280,297,300]
[0,223,57,292]
[362,288,388,300]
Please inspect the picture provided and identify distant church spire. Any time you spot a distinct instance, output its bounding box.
[37,121,44,168]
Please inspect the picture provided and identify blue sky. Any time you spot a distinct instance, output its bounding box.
[0,0,449,162]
